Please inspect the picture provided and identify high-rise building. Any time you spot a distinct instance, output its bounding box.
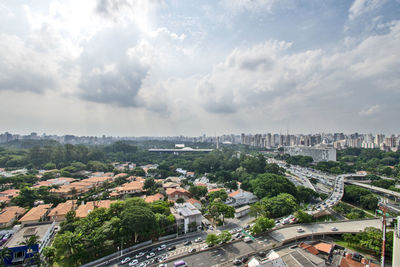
[375,134,385,146]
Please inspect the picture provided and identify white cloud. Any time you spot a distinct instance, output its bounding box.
[359,105,381,116]
[349,0,386,20]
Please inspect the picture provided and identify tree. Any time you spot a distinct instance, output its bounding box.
[294,210,313,223]
[42,246,56,267]
[360,194,378,210]
[224,180,238,191]
[218,230,232,243]
[143,178,155,190]
[43,162,57,170]
[260,193,298,218]
[189,185,208,199]
[53,231,86,267]
[208,201,235,224]
[296,186,318,203]
[207,189,228,202]
[251,216,275,234]
[0,247,11,267]
[249,202,264,218]
[241,154,266,173]
[206,234,219,246]
[176,198,185,203]
[120,205,157,243]
[250,173,297,199]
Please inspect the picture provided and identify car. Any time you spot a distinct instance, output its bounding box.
[243,237,252,243]
[135,252,145,258]
[201,245,209,250]
[158,264,167,267]
[146,252,155,259]
[297,228,305,233]
[234,233,242,238]
[183,240,192,246]
[189,248,197,253]
[168,245,176,251]
[233,259,242,265]
[121,257,131,264]
[158,244,166,250]
[129,259,139,266]
[331,227,338,231]
[148,258,155,264]
[194,237,202,243]
[138,263,146,267]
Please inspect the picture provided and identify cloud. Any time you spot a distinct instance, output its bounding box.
[349,0,386,20]
[95,0,162,20]
[359,105,380,116]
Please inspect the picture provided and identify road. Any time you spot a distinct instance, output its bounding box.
[148,219,381,267]
[269,219,381,242]
[345,180,400,199]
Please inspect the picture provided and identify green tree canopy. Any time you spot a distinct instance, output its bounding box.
[250,173,297,199]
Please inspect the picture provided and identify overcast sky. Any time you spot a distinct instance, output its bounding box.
[1,0,399,136]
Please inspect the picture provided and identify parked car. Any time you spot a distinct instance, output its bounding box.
[233,258,242,265]
[121,257,131,264]
[168,245,176,251]
[158,244,166,250]
[243,237,252,243]
[189,248,196,253]
[183,240,192,246]
[297,228,304,233]
[194,237,202,243]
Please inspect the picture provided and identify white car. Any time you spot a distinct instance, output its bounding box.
[331,227,338,231]
[135,252,145,258]
[158,244,166,250]
[297,228,305,233]
[195,237,202,243]
[146,252,155,259]
[129,259,139,266]
[121,257,131,264]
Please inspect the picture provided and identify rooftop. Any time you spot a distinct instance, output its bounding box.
[0,206,26,224]
[19,204,52,223]
[5,223,54,248]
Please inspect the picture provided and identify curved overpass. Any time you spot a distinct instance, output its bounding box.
[269,219,381,243]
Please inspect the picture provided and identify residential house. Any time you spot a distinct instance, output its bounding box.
[116,180,144,195]
[145,193,164,203]
[19,204,52,225]
[166,188,190,201]
[162,182,179,190]
[0,206,26,228]
[48,200,76,221]
[171,203,202,234]
[340,253,379,267]
[0,189,20,199]
[186,198,202,210]
[75,200,115,218]
[226,189,258,207]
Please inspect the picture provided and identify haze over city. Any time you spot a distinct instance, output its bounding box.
[1,0,400,136]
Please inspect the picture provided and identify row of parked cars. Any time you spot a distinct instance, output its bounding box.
[120,245,168,266]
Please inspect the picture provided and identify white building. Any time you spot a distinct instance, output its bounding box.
[284,146,336,162]
[393,216,400,267]
[171,203,202,234]
[226,189,258,207]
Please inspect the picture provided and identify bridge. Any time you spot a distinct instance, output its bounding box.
[345,180,400,201]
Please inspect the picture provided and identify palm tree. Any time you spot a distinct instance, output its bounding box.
[0,247,12,267]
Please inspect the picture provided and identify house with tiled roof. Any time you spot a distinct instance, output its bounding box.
[116,180,144,195]
[166,188,190,201]
[314,242,333,256]
[299,242,320,255]
[226,189,258,207]
[162,182,179,189]
[0,189,20,199]
[207,188,225,193]
[0,206,26,228]
[75,200,115,218]
[19,204,52,225]
[340,253,379,267]
[48,200,77,221]
[186,198,202,210]
[145,193,164,203]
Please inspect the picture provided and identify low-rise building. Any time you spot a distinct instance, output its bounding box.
[234,205,251,218]
[75,200,115,218]
[48,200,77,222]
[3,222,56,265]
[0,206,27,228]
[171,203,202,234]
[116,180,144,195]
[226,189,258,207]
[166,188,190,201]
[0,189,20,199]
[145,193,164,203]
[186,198,202,210]
[19,204,52,225]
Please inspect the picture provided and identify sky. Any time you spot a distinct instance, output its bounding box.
[0,0,400,136]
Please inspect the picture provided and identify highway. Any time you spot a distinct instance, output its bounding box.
[345,180,400,199]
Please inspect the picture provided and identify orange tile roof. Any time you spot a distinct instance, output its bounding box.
[340,254,379,267]
[0,206,26,224]
[228,190,241,198]
[208,188,225,193]
[166,188,190,196]
[299,242,319,255]
[145,193,164,203]
[0,196,11,204]
[114,173,128,178]
[48,200,76,217]
[117,181,144,192]
[314,242,333,254]
[187,198,201,205]
[19,204,52,222]
[0,189,20,197]
[75,200,114,218]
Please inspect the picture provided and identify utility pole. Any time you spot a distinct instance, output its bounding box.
[377,203,389,267]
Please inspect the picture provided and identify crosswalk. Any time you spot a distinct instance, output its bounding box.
[167,243,205,257]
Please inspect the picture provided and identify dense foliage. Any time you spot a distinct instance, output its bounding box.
[52,198,175,266]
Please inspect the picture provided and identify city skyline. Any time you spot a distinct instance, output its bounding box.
[1,0,400,136]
